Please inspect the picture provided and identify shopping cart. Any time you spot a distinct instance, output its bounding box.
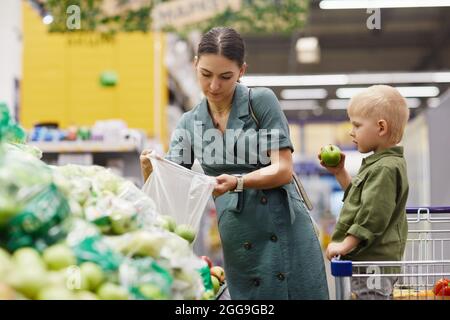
[331,206,450,300]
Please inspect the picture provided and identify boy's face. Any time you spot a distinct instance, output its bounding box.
[349,115,382,153]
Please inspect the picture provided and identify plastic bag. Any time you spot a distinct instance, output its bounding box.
[142,154,216,235]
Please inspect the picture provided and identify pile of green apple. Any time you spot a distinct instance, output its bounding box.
[0,245,130,300]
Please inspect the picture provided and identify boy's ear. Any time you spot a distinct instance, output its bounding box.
[378,119,388,137]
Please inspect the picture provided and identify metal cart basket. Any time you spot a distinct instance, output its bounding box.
[331,207,450,300]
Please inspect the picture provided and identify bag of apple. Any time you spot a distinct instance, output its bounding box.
[142,153,216,245]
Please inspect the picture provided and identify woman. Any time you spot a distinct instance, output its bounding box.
[141,27,329,300]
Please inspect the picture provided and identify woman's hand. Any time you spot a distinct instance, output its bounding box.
[213,174,238,198]
[140,149,154,182]
[318,152,346,176]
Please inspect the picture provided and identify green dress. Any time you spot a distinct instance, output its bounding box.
[166,83,329,300]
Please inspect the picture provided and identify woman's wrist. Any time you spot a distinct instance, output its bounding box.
[230,176,238,191]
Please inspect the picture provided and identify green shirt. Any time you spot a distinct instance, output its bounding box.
[332,146,409,261]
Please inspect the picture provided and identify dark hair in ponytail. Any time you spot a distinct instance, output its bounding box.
[197,27,245,67]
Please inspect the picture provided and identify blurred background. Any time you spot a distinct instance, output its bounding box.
[1,0,449,274]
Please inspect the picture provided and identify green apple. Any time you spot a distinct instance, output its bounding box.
[79,262,105,291]
[120,231,165,259]
[139,283,167,300]
[7,267,48,299]
[76,291,99,300]
[110,212,137,235]
[47,270,67,288]
[97,283,129,300]
[43,244,76,271]
[210,266,225,283]
[320,144,342,167]
[211,275,220,294]
[201,290,215,300]
[12,247,46,271]
[174,224,196,243]
[157,215,177,232]
[37,286,75,300]
[0,248,13,281]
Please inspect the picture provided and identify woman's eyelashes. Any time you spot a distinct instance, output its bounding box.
[201,73,232,80]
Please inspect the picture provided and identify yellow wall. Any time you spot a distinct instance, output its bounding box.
[21,1,168,142]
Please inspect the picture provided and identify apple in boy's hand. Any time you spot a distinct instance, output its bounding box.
[320,144,342,167]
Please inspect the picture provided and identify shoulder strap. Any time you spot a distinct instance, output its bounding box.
[247,87,314,211]
[247,88,260,130]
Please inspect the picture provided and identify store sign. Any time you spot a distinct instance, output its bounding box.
[151,0,242,30]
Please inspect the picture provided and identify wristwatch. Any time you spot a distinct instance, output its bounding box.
[233,175,245,193]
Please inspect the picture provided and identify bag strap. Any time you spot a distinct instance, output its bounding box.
[247,88,314,211]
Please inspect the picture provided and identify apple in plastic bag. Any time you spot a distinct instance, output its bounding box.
[7,267,48,299]
[139,283,167,300]
[110,211,137,235]
[157,215,177,232]
[43,244,76,271]
[37,286,76,300]
[175,224,196,243]
[210,266,225,283]
[97,283,129,300]
[211,275,220,294]
[80,262,105,291]
[119,231,166,259]
[12,247,46,271]
[320,144,342,167]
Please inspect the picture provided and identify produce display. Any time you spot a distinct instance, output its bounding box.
[0,105,225,300]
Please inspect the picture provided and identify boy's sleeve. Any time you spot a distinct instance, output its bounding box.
[165,113,194,169]
[346,166,397,246]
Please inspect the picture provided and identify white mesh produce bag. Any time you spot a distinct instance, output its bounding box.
[142,153,216,234]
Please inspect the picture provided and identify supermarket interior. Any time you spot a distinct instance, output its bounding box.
[0,0,450,301]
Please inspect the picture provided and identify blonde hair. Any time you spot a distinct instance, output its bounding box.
[347,85,410,144]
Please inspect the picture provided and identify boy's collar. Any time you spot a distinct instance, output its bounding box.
[362,146,404,166]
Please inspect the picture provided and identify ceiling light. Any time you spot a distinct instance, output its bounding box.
[326,99,350,110]
[280,100,320,110]
[281,88,328,100]
[406,98,421,109]
[427,98,441,108]
[241,71,450,87]
[296,37,320,64]
[336,86,439,98]
[319,0,450,9]
[241,75,349,87]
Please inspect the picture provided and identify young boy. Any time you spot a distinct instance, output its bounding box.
[320,85,410,299]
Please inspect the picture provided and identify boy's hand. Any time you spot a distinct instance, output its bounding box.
[318,152,346,175]
[326,242,347,261]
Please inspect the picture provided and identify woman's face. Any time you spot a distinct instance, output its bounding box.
[195,54,246,105]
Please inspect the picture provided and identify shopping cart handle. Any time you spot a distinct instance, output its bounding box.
[406,206,450,214]
[331,259,352,277]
